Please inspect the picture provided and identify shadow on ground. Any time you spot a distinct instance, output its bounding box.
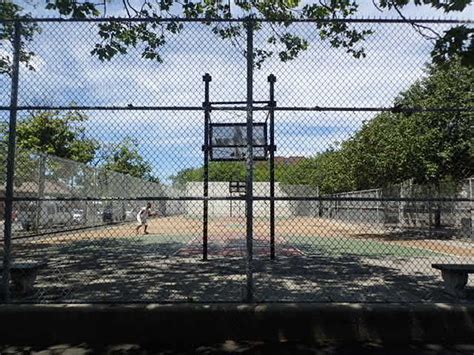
[355,226,471,241]
[3,236,473,303]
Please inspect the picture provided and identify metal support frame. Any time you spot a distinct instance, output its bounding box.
[2,21,21,302]
[200,20,278,301]
[268,74,276,260]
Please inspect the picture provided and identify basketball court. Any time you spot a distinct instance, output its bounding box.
[2,71,472,304]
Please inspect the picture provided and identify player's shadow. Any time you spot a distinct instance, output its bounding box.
[6,237,473,303]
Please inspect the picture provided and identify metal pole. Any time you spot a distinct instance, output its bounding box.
[268,74,276,260]
[245,18,254,303]
[35,153,46,231]
[202,73,212,261]
[470,178,473,241]
[2,21,21,302]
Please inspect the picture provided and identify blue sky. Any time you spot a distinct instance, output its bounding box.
[1,1,472,183]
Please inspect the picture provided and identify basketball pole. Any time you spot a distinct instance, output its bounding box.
[202,73,212,262]
[2,21,21,302]
[268,74,276,260]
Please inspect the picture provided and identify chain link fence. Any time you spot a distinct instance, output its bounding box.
[1,18,473,303]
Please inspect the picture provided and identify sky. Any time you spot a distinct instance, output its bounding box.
[0,1,473,184]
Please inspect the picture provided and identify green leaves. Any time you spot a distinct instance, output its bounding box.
[38,0,372,68]
[91,21,168,62]
[1,110,156,182]
[278,33,309,62]
[45,0,100,18]
[378,0,471,11]
[101,138,153,179]
[0,2,40,76]
[432,26,474,67]
[339,58,473,189]
[279,60,472,194]
[171,161,283,185]
[1,1,473,74]
[13,109,98,164]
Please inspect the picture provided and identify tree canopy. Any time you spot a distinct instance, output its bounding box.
[14,109,98,163]
[286,57,473,193]
[0,110,158,184]
[100,137,156,180]
[1,0,472,76]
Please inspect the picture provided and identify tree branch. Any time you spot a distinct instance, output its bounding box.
[121,0,131,17]
[392,2,441,41]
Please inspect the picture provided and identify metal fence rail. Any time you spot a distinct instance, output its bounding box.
[1,17,473,303]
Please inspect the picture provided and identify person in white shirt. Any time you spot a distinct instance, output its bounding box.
[135,202,153,235]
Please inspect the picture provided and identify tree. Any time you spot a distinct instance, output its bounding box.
[170,160,279,185]
[170,162,245,185]
[345,57,473,189]
[0,1,40,76]
[14,109,98,163]
[0,109,98,189]
[271,56,473,200]
[340,112,408,190]
[0,110,158,186]
[393,58,473,184]
[324,57,472,226]
[278,149,354,194]
[101,138,153,179]
[1,1,472,76]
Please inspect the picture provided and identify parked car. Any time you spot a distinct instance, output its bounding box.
[72,209,85,224]
[18,201,72,231]
[102,204,112,222]
[102,203,126,223]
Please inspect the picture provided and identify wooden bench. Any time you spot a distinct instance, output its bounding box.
[0,262,47,295]
[432,264,474,298]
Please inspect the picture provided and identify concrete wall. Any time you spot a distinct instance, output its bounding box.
[0,304,473,347]
[183,182,319,218]
[162,186,186,216]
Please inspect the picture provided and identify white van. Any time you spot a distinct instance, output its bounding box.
[18,200,72,231]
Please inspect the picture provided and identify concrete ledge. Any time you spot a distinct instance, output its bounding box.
[0,303,473,346]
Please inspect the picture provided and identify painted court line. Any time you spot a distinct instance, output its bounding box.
[173,232,305,257]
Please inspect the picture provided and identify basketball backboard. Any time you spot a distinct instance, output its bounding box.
[209,123,268,161]
[229,181,247,195]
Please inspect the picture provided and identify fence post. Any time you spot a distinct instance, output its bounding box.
[470,178,473,241]
[245,17,254,303]
[35,153,46,231]
[268,74,276,260]
[202,73,211,261]
[2,20,22,302]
